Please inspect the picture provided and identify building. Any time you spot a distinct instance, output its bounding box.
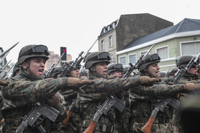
[67,54,72,61]
[45,51,61,70]
[117,18,200,72]
[98,13,173,63]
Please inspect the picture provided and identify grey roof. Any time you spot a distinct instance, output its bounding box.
[122,18,200,50]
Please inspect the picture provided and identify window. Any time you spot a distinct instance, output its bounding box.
[129,54,136,64]
[101,40,104,50]
[181,42,200,55]
[120,56,126,65]
[157,46,168,59]
[141,51,147,56]
[109,36,112,47]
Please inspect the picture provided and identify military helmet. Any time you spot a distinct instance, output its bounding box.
[138,53,161,71]
[85,52,111,69]
[122,66,130,74]
[66,60,81,69]
[50,67,63,78]
[167,68,178,76]
[12,62,20,76]
[18,45,49,65]
[80,70,88,76]
[107,63,123,75]
[177,55,199,69]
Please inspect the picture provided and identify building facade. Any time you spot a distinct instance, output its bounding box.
[98,13,173,63]
[117,18,200,72]
[45,51,61,70]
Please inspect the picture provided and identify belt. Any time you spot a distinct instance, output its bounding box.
[132,117,170,124]
[82,120,114,132]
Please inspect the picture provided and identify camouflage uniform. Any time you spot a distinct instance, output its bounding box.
[129,53,187,133]
[172,72,200,133]
[1,68,69,133]
[172,55,200,133]
[107,63,130,132]
[0,45,93,133]
[129,76,183,133]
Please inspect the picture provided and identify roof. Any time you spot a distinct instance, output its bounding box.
[122,18,200,50]
[99,20,118,37]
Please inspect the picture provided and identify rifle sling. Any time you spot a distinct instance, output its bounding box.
[132,117,169,124]
[82,120,114,132]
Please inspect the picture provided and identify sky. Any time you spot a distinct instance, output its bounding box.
[0,0,199,64]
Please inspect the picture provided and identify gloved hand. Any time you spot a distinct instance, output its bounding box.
[0,79,9,86]
[183,83,200,92]
[67,77,95,88]
[107,75,118,79]
[168,82,175,85]
[139,76,161,85]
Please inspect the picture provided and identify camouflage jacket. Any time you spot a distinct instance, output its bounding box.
[79,73,145,133]
[172,72,200,133]
[129,75,186,133]
[57,88,79,133]
[1,70,68,133]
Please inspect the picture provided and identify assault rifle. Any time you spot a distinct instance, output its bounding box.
[15,102,59,133]
[124,44,155,78]
[60,39,97,78]
[2,65,14,79]
[43,52,65,79]
[62,98,77,126]
[83,96,125,133]
[0,60,11,74]
[0,42,19,58]
[141,53,200,133]
[0,52,9,65]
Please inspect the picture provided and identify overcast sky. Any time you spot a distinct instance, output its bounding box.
[0,0,199,64]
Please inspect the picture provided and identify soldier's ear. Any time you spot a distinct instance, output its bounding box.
[22,61,28,70]
[90,66,94,71]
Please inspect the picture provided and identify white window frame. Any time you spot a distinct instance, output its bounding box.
[155,45,169,60]
[101,40,105,50]
[109,36,113,47]
[140,50,148,56]
[180,40,200,56]
[119,56,126,65]
[128,53,137,64]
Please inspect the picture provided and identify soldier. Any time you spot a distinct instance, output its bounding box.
[49,66,63,78]
[65,61,80,78]
[129,53,200,133]
[167,68,178,78]
[1,44,94,133]
[172,55,200,133]
[107,63,123,78]
[79,70,88,79]
[122,66,130,77]
[77,52,195,133]
[107,63,130,132]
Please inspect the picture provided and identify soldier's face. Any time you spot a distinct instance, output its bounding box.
[80,75,87,79]
[94,62,108,75]
[188,67,198,75]
[145,63,160,77]
[22,58,45,76]
[70,68,80,77]
[111,71,122,78]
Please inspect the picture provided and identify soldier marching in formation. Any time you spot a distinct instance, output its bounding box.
[0,43,200,133]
